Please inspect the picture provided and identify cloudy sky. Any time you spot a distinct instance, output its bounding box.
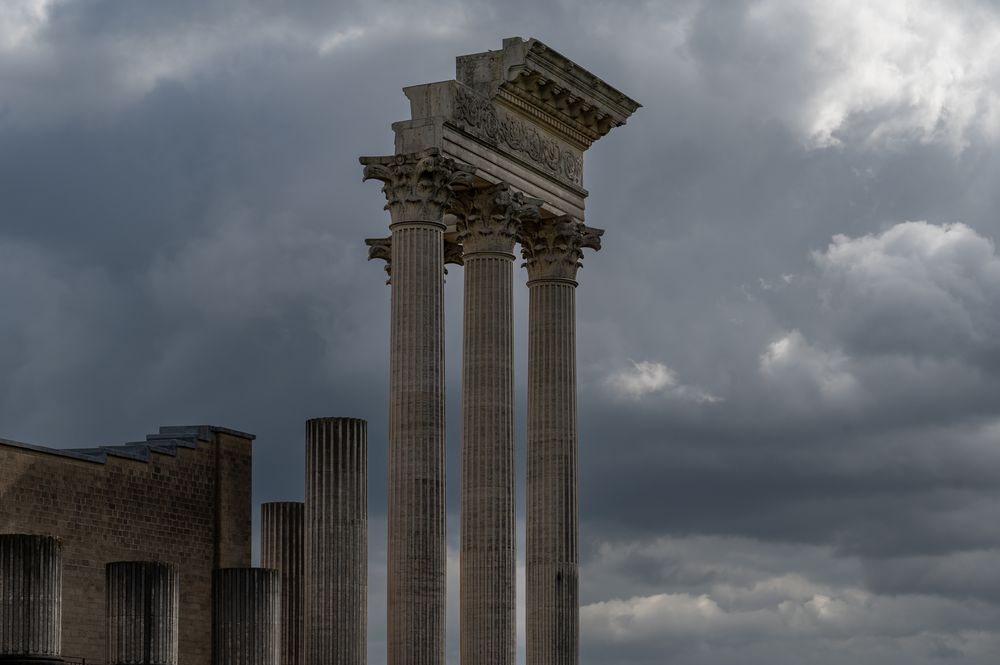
[3,0,1000,662]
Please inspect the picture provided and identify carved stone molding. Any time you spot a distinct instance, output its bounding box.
[360,148,475,225]
[518,215,603,282]
[452,183,542,256]
[453,86,583,188]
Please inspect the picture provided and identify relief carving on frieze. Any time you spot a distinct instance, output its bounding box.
[453,85,583,188]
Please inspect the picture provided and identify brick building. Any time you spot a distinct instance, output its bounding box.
[0,424,253,664]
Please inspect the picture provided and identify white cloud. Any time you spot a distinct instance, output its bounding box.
[606,360,721,403]
[580,535,1000,664]
[812,221,1000,359]
[0,0,60,51]
[759,330,861,407]
[758,0,1000,150]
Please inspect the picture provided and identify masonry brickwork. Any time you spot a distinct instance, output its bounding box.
[0,425,253,665]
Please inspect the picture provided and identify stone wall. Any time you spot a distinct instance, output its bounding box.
[0,425,253,665]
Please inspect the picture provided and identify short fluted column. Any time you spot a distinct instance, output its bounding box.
[0,534,63,665]
[261,503,304,665]
[105,561,179,665]
[519,217,603,665]
[305,418,367,665]
[361,148,473,665]
[453,184,539,665]
[212,568,280,665]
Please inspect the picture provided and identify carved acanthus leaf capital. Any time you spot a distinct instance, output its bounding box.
[444,238,465,268]
[452,182,543,255]
[365,236,392,283]
[360,148,475,225]
[518,215,604,282]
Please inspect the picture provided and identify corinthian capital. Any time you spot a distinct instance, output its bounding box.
[360,148,475,226]
[452,183,543,255]
[518,215,604,282]
[365,236,392,282]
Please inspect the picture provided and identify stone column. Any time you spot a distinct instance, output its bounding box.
[211,568,280,665]
[452,184,539,665]
[361,148,473,665]
[304,418,367,665]
[0,534,63,665]
[519,216,603,665]
[105,561,179,665]
[261,503,304,665]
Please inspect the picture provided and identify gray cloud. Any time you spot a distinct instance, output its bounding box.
[2,1,1000,663]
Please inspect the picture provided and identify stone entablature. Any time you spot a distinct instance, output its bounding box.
[457,37,641,148]
[390,37,640,222]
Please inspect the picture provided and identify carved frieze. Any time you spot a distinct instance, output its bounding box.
[518,214,604,282]
[452,86,583,189]
[360,148,475,225]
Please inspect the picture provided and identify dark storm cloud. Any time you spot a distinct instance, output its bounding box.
[3,1,1000,663]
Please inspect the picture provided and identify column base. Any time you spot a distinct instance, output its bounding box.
[0,657,65,665]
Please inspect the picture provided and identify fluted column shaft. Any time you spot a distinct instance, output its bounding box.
[387,220,446,664]
[461,252,515,663]
[526,281,578,665]
[362,149,473,665]
[520,217,603,665]
[211,568,280,665]
[0,534,63,664]
[105,561,179,665]
[455,184,538,665]
[305,419,367,665]
[261,503,305,665]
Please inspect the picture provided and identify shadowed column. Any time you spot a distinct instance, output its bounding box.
[105,561,179,665]
[0,534,63,665]
[362,148,473,665]
[305,419,367,665]
[212,568,280,665]
[453,183,539,665]
[261,503,304,665]
[519,217,603,665]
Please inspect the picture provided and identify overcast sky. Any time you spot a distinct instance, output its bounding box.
[3,1,1000,663]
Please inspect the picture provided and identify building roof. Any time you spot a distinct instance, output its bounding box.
[0,425,255,465]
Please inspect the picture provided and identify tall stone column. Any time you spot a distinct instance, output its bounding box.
[261,502,304,665]
[361,148,473,665]
[304,418,366,665]
[105,561,179,665]
[211,568,280,665]
[0,534,63,665]
[519,216,603,665]
[453,183,538,664]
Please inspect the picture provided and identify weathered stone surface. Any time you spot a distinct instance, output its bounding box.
[363,150,473,665]
[261,503,304,665]
[362,37,636,665]
[211,568,280,665]
[456,37,641,147]
[519,215,603,284]
[520,217,600,665]
[392,38,640,221]
[305,419,366,665]
[0,534,63,664]
[455,184,540,665]
[394,81,587,220]
[0,426,253,665]
[105,561,179,665]
[360,149,474,226]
